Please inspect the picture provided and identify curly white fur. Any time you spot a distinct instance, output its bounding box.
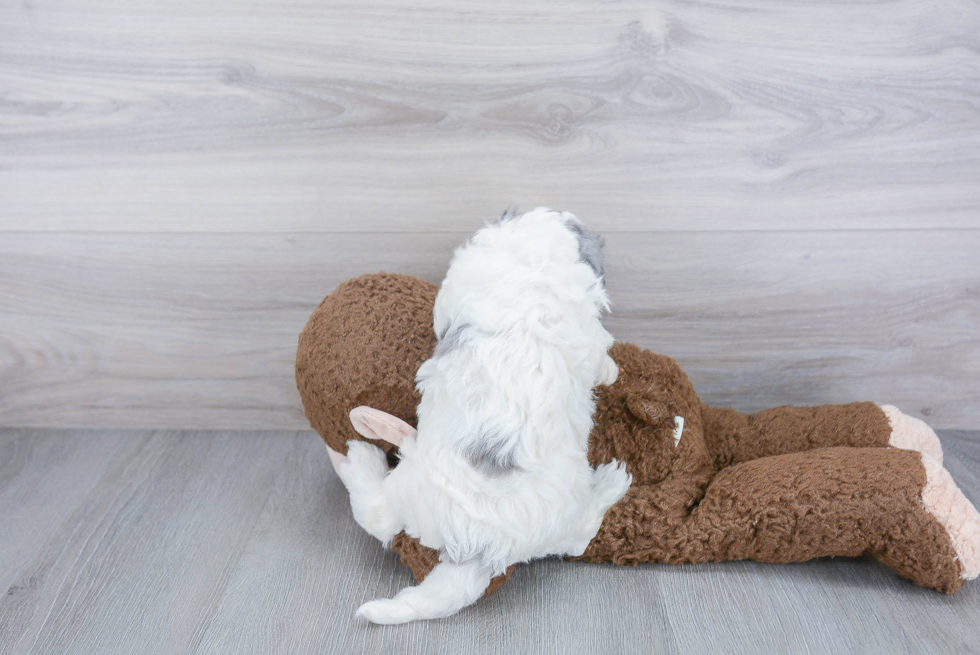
[332,208,632,623]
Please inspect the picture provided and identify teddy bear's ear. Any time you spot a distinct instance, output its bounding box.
[349,406,418,446]
[625,390,672,426]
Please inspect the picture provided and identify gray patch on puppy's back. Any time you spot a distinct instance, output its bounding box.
[465,431,520,477]
[565,219,605,281]
[434,322,470,357]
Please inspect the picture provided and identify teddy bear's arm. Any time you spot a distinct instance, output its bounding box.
[699,401,895,470]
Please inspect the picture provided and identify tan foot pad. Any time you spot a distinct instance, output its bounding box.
[920,455,980,581]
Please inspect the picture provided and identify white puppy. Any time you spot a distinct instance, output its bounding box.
[330,208,632,624]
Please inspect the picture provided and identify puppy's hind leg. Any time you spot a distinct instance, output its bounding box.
[356,560,494,624]
[333,441,403,544]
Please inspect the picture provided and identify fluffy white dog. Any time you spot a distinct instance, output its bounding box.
[329,208,632,624]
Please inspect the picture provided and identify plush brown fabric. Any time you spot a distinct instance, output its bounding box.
[295,272,963,595]
[701,402,893,470]
[577,447,961,593]
[296,272,436,458]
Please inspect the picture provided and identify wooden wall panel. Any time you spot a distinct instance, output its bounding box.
[1,0,977,429]
[1,231,976,429]
[2,0,979,232]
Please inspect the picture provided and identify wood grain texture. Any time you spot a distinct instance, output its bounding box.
[1,0,978,430]
[0,428,978,654]
[1,0,979,232]
[0,430,139,589]
[1,230,977,429]
[0,429,302,655]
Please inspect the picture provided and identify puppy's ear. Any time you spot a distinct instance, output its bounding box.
[349,406,418,446]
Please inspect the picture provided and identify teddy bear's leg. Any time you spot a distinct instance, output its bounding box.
[582,447,975,592]
[686,447,977,592]
[700,401,943,469]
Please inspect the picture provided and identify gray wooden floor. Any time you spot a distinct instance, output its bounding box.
[1,428,979,655]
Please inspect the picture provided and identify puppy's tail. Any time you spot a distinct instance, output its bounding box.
[356,560,495,624]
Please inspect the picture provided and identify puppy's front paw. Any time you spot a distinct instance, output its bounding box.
[356,598,419,625]
[332,441,389,496]
[598,355,619,386]
[345,440,390,480]
[592,459,632,513]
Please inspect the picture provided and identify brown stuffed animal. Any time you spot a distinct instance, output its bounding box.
[296,272,980,597]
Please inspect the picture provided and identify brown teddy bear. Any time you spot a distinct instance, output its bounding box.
[296,272,980,596]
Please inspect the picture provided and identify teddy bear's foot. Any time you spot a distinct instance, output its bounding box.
[881,405,943,463]
[920,455,980,581]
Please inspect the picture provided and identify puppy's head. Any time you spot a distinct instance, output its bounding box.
[491,207,605,285]
[557,212,605,283]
